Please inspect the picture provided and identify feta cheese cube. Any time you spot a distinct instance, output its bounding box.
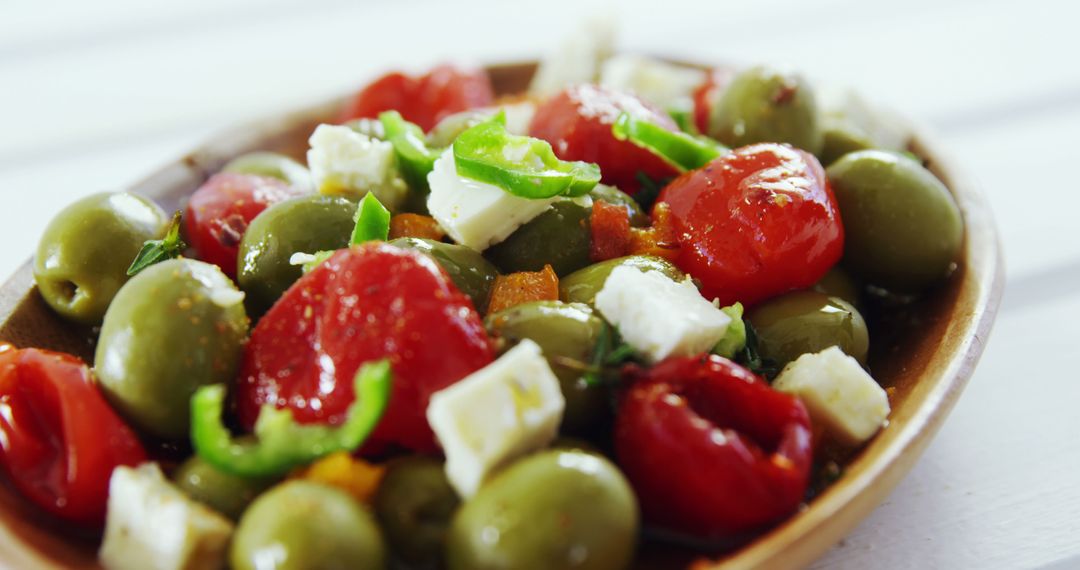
[306,124,407,210]
[99,463,233,570]
[600,54,707,111]
[426,339,565,497]
[499,100,537,135]
[773,346,891,446]
[529,16,615,97]
[426,147,555,251]
[595,267,731,363]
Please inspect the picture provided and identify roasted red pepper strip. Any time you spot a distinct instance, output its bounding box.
[590,201,633,262]
[0,344,146,526]
[615,354,812,538]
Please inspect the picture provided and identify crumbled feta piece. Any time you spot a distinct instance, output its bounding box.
[426,147,555,251]
[427,339,565,497]
[595,267,731,363]
[773,346,891,446]
[99,464,233,570]
[306,124,407,210]
[529,16,615,97]
[599,54,706,111]
[499,100,537,135]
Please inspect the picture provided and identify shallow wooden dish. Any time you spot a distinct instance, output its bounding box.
[0,61,1003,569]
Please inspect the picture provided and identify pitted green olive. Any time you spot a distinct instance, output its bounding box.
[222,152,313,191]
[374,456,459,566]
[173,456,275,520]
[485,201,591,277]
[748,290,869,369]
[560,255,682,307]
[709,65,823,155]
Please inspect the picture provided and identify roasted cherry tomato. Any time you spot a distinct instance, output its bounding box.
[529,84,679,194]
[0,344,146,526]
[184,173,305,278]
[692,68,734,135]
[340,64,495,132]
[615,355,812,538]
[657,143,843,306]
[236,243,493,453]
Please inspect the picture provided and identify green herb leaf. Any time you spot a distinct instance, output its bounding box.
[454,117,601,199]
[126,210,186,276]
[582,322,637,387]
[351,192,391,245]
[736,319,780,380]
[611,112,726,172]
[190,360,393,477]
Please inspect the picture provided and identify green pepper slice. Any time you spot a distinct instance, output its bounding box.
[453,118,600,199]
[611,112,726,172]
[379,111,441,193]
[351,192,391,244]
[190,360,392,477]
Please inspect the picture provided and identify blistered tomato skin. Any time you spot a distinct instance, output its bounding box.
[614,355,812,538]
[529,84,680,194]
[658,143,844,307]
[184,173,305,278]
[0,345,146,526]
[340,64,495,132]
[237,243,494,453]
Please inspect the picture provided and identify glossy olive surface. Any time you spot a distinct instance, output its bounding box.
[33,192,167,325]
[231,481,386,570]
[374,456,460,566]
[173,456,276,520]
[446,449,638,570]
[589,185,648,227]
[389,237,500,313]
[819,118,876,167]
[827,150,964,292]
[485,301,608,434]
[426,110,490,148]
[95,258,247,440]
[485,201,591,276]
[222,151,313,191]
[812,266,861,308]
[709,65,823,155]
[748,290,869,369]
[237,195,356,315]
[560,255,682,307]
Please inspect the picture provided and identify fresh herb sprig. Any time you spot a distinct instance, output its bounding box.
[126,210,186,276]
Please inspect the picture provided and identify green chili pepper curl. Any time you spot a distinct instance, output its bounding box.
[611,112,727,172]
[190,359,393,477]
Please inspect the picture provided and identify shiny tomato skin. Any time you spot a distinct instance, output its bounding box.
[0,345,146,526]
[237,243,494,453]
[658,143,843,307]
[615,355,812,538]
[340,64,495,132]
[529,85,680,194]
[184,173,304,278]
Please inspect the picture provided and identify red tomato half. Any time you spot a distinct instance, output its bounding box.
[236,243,494,453]
[657,143,843,307]
[0,345,146,526]
[615,355,812,538]
[184,173,304,278]
[340,64,495,132]
[529,84,680,194]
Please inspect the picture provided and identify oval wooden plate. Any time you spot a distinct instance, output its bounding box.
[0,61,1003,569]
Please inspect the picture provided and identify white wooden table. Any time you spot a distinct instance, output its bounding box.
[1,0,1076,567]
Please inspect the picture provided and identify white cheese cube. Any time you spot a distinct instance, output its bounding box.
[499,100,537,135]
[600,54,707,111]
[426,339,565,497]
[595,267,731,363]
[529,16,615,97]
[99,463,233,570]
[426,147,555,251]
[306,123,407,210]
[773,346,891,446]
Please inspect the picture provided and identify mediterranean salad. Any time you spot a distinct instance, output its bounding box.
[4,37,963,570]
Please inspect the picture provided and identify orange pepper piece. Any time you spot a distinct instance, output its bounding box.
[486,264,559,314]
[292,451,385,504]
[590,201,633,262]
[388,213,446,241]
[628,202,680,262]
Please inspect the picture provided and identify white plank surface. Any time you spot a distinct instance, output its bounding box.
[1,0,1077,567]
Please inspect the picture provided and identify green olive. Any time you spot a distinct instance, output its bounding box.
[446,449,638,570]
[747,291,869,369]
[709,65,823,155]
[173,456,276,520]
[811,266,861,307]
[389,238,499,313]
[427,110,491,148]
[826,150,963,292]
[485,201,591,277]
[374,456,460,566]
[589,184,648,227]
[95,259,247,439]
[33,192,167,325]
[222,152,313,191]
[238,195,356,315]
[819,118,875,166]
[485,301,607,435]
[231,481,386,570]
[560,255,682,307]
